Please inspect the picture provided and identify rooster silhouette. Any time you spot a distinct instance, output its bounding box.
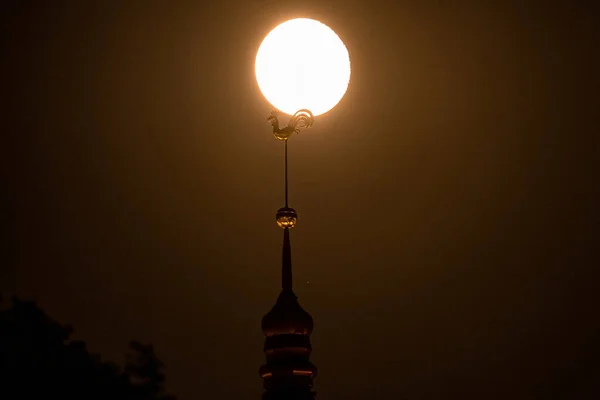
[267,109,314,140]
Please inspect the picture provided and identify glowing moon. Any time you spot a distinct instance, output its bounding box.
[255,18,351,116]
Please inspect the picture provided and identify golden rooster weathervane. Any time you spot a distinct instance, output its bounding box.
[267,108,315,141]
[266,107,315,227]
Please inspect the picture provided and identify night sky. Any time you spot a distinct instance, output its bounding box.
[2,1,599,399]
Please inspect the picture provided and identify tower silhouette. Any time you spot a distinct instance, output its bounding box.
[259,111,317,400]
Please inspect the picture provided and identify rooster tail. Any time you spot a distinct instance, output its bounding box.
[289,109,315,129]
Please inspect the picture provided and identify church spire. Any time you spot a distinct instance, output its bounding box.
[260,110,316,400]
[281,218,293,292]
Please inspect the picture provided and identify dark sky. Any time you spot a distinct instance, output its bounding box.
[2,1,599,399]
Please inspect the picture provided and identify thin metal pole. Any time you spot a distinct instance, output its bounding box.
[284,139,289,207]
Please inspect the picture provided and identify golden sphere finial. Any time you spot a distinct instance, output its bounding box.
[276,207,298,229]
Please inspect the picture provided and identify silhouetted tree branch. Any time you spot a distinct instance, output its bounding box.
[0,294,177,400]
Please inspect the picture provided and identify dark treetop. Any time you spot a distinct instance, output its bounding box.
[0,295,177,400]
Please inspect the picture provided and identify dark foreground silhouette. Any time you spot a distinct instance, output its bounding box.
[0,294,176,400]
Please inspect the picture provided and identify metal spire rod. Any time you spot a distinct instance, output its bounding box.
[284,140,288,207]
[270,108,314,233]
[267,108,314,208]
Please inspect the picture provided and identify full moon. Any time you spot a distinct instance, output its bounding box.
[255,18,351,116]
